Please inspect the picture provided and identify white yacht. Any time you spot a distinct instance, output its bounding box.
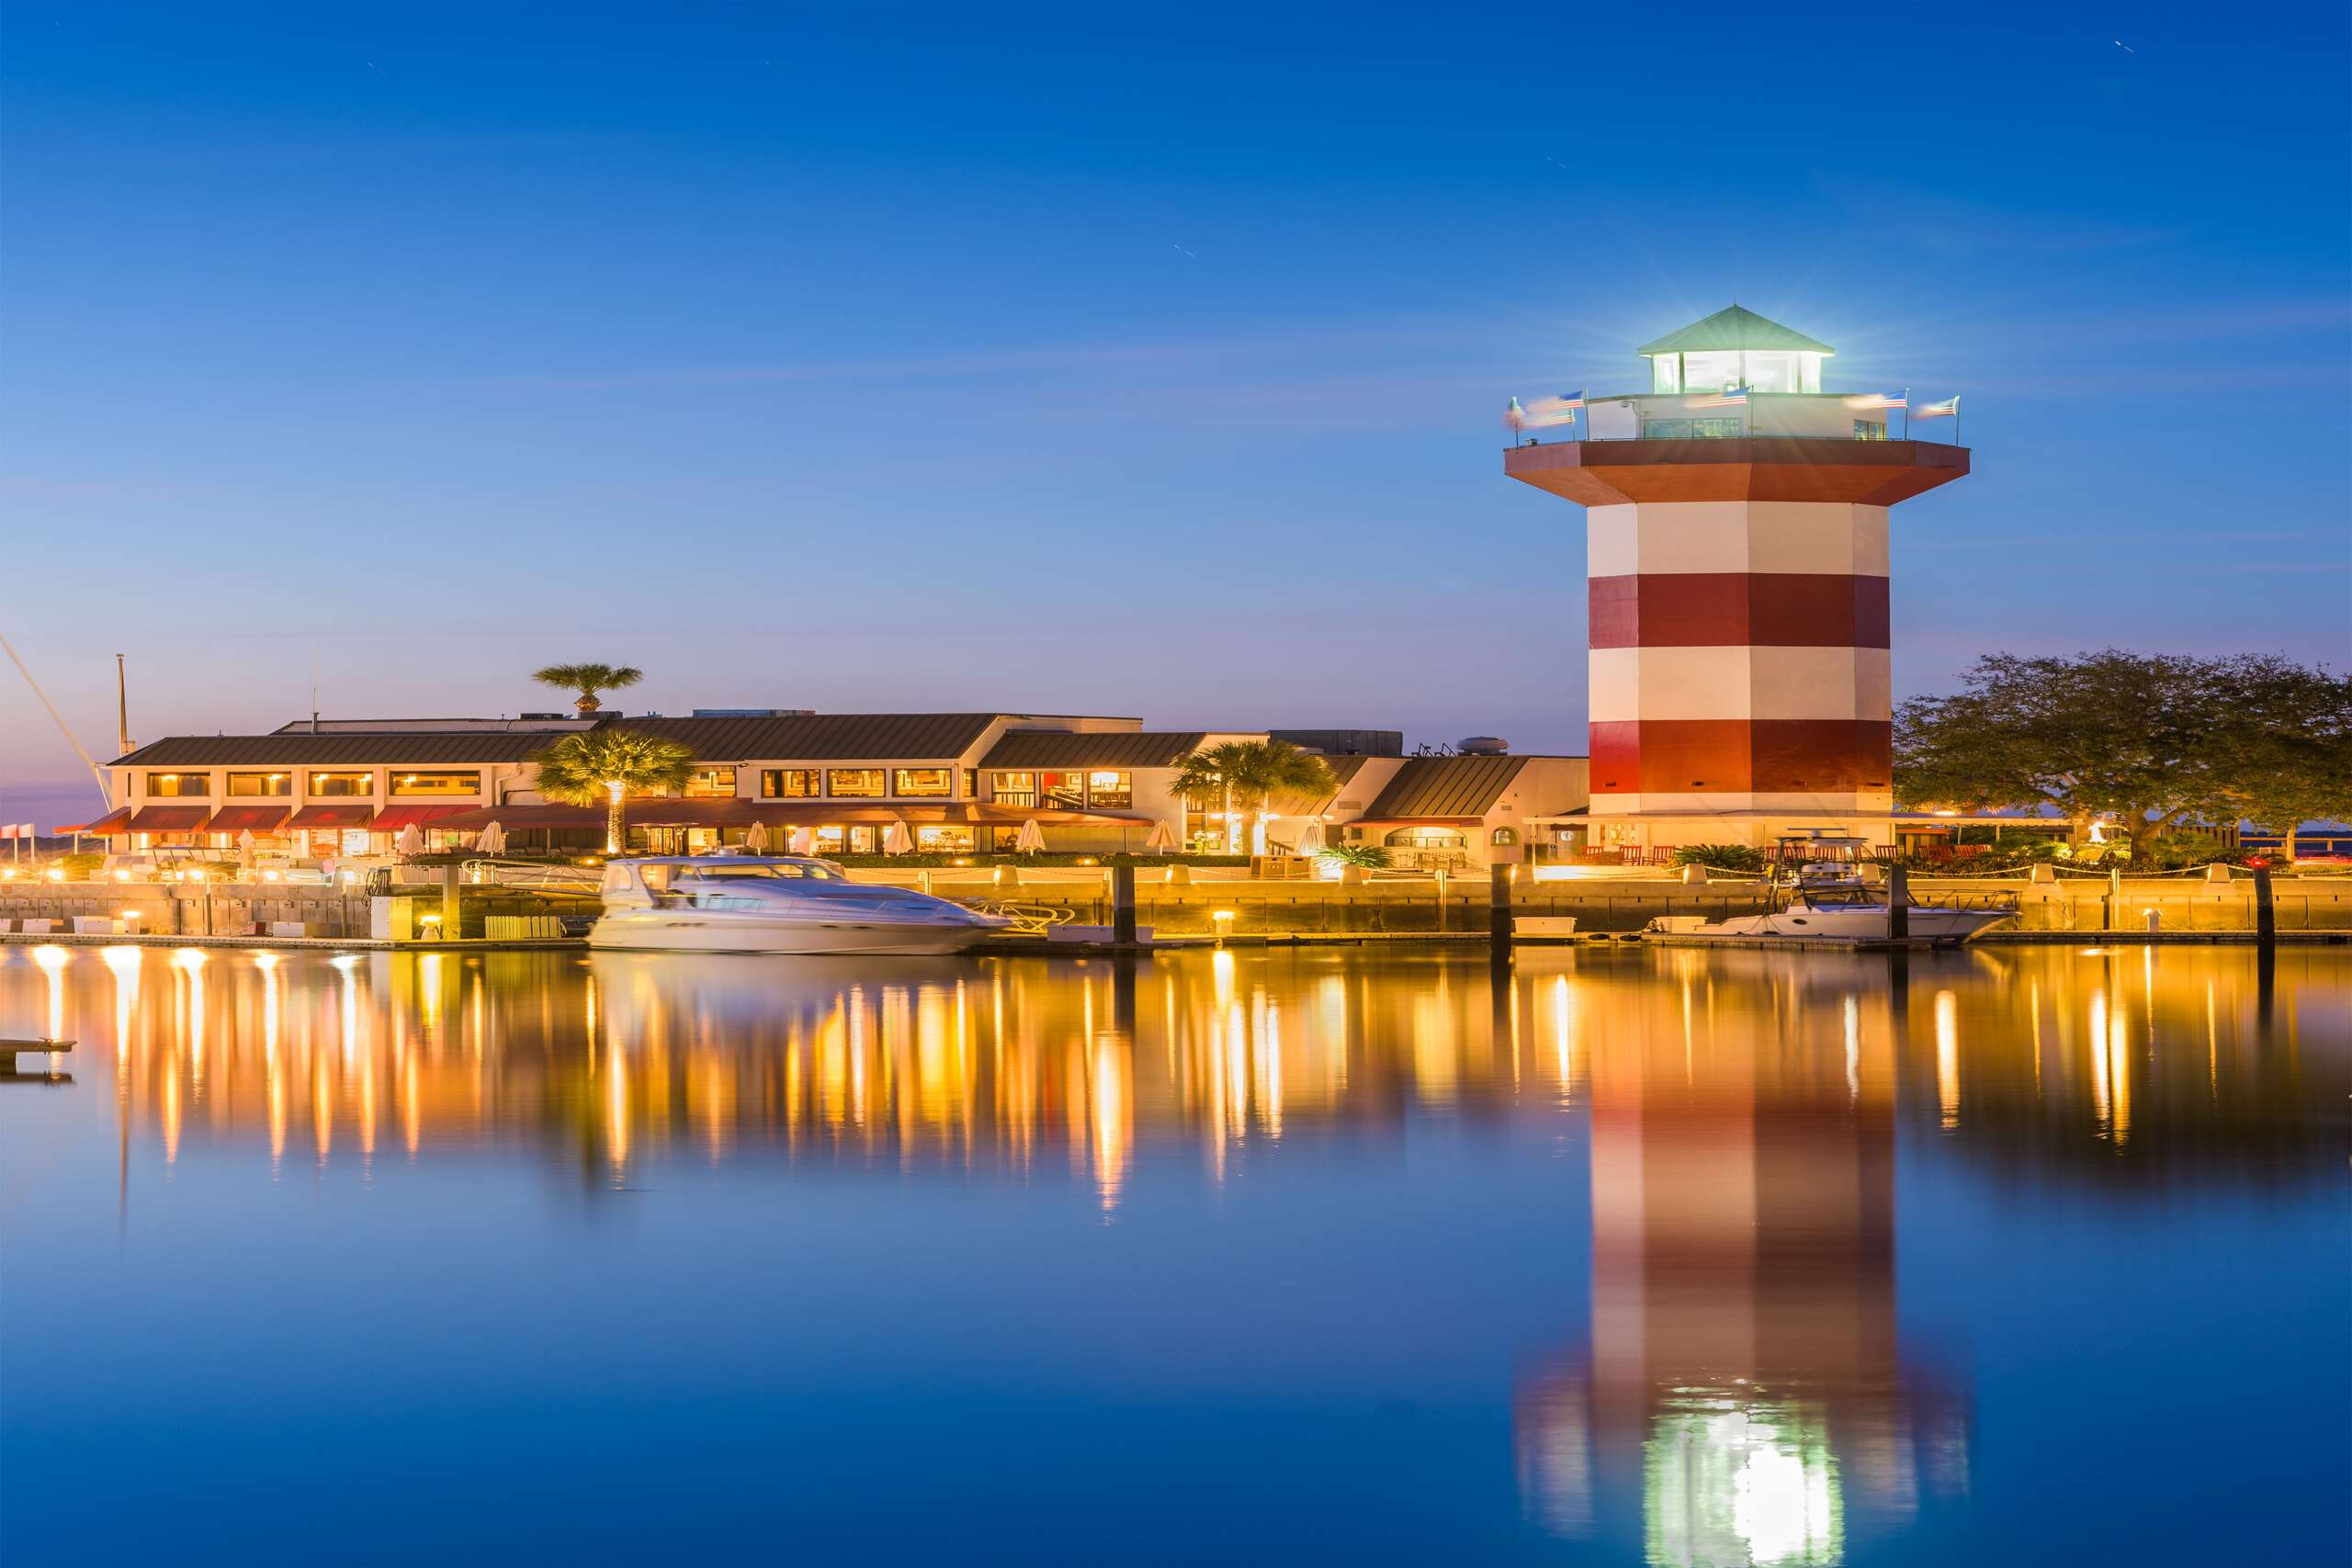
[588,855,1010,955]
[1664,836,2016,945]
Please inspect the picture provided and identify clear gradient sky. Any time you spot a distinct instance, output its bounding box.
[4,1,2347,829]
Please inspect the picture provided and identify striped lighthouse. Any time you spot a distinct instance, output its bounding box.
[1505,307,1968,852]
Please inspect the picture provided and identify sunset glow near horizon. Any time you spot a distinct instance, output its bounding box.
[3,0,2347,828]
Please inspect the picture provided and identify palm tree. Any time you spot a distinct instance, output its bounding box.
[1170,739,1336,855]
[532,729,696,853]
[532,662,644,716]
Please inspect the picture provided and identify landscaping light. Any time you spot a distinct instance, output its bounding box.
[114,869,131,882]
[45,867,63,882]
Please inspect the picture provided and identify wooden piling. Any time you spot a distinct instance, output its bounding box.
[1112,863,1136,947]
[1887,864,1909,942]
[1488,864,1512,953]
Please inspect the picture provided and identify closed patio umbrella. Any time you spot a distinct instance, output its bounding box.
[236,829,257,866]
[1014,818,1046,854]
[395,823,424,859]
[1144,819,1178,854]
[789,826,815,856]
[1294,819,1326,855]
[476,820,508,855]
[883,819,913,856]
[744,820,771,853]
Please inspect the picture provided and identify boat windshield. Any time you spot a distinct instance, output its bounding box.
[674,863,844,882]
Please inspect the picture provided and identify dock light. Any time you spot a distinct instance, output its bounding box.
[114,869,131,882]
[1079,857,1096,866]
[45,867,64,882]
[2,868,16,881]
[1210,909,1236,946]
[263,870,282,883]
[121,909,141,924]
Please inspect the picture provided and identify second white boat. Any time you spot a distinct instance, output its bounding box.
[587,855,1011,955]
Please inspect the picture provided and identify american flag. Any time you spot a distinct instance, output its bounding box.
[1915,395,1961,418]
[1843,391,1907,411]
[1686,385,1751,409]
[1518,390,1585,427]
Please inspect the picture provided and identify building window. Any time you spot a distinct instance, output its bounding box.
[226,771,293,797]
[963,769,978,798]
[390,771,481,797]
[760,769,819,798]
[1853,419,1887,441]
[991,771,1037,807]
[145,772,204,797]
[1691,417,1741,438]
[1650,355,1683,394]
[916,825,975,853]
[308,771,371,797]
[811,823,877,854]
[827,768,885,798]
[1385,828,1466,849]
[1042,772,1087,810]
[1491,826,1519,846]
[893,767,953,797]
[1086,771,1132,809]
[683,767,738,798]
[1642,417,1690,440]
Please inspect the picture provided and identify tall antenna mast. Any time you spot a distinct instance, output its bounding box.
[117,652,132,755]
[311,647,320,734]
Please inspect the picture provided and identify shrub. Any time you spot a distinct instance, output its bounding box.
[1314,844,1393,870]
[59,852,105,880]
[1673,843,1765,874]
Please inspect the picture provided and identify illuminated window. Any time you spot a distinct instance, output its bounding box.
[1691,417,1741,439]
[760,768,818,798]
[1385,827,1466,849]
[1681,351,1742,392]
[1643,417,1692,440]
[1491,826,1519,845]
[1650,355,1683,393]
[1042,772,1086,810]
[916,825,975,852]
[1852,419,1887,441]
[991,771,1038,807]
[1086,771,1132,809]
[307,771,371,797]
[826,768,885,798]
[145,772,204,797]
[226,771,292,797]
[892,767,952,797]
[390,771,480,797]
[683,767,737,798]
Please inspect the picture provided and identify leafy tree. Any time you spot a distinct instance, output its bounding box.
[1895,649,2348,862]
[2213,659,2352,861]
[532,729,696,852]
[1314,842,1391,870]
[1170,740,1336,855]
[532,662,644,715]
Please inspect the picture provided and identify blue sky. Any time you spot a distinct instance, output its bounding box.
[3,1,2347,827]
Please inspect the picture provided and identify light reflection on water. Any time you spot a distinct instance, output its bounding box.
[0,942,2343,1566]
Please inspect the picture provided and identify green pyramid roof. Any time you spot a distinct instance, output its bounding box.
[1637,305,1833,357]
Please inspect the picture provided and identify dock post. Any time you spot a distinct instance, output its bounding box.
[2252,864,2276,946]
[1887,864,1909,942]
[1112,863,1136,947]
[1488,864,1512,954]
[440,864,462,941]
[2105,865,2120,931]
[1435,868,1448,932]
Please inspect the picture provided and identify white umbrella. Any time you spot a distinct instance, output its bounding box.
[744,820,771,853]
[1014,818,1046,854]
[883,819,913,856]
[789,825,815,855]
[1143,819,1177,854]
[476,820,508,855]
[395,823,424,859]
[1294,819,1326,855]
[236,828,257,866]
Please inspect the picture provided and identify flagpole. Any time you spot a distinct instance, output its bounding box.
[1902,389,1909,441]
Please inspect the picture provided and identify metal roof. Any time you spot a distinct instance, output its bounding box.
[613,713,1000,761]
[1361,755,1530,819]
[1636,305,1833,356]
[979,730,1207,769]
[115,733,560,767]
[1270,753,1368,816]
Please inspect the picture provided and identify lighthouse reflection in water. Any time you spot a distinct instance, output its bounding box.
[1,942,2341,1566]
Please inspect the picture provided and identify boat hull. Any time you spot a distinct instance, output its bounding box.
[1684,905,2013,943]
[587,912,1001,956]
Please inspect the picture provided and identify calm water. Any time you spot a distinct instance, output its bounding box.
[1,942,2344,1566]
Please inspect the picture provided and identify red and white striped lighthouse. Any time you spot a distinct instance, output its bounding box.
[1505,308,1969,852]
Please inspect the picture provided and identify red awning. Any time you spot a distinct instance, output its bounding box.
[204,805,292,833]
[370,804,477,832]
[288,804,377,829]
[59,807,135,835]
[128,806,212,832]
